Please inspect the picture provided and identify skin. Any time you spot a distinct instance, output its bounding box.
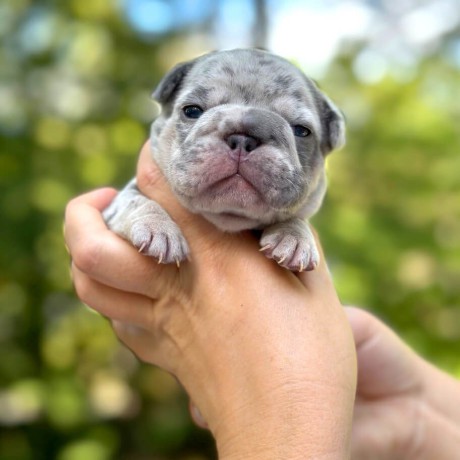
[346,307,460,460]
[64,142,460,459]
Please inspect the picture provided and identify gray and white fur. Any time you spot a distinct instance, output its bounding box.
[103,49,345,271]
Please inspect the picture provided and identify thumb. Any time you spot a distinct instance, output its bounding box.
[345,307,423,398]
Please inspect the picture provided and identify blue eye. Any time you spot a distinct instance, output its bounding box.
[183,105,204,119]
[293,125,312,137]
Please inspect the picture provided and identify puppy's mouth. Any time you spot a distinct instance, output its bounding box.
[195,171,268,230]
[210,172,260,196]
[202,171,266,209]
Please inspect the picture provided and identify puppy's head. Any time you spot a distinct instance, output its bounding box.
[150,49,345,231]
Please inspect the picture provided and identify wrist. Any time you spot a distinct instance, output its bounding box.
[211,383,354,460]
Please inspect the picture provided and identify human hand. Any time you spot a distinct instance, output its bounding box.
[65,142,357,460]
[346,307,460,460]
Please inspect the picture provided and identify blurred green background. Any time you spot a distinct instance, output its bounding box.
[0,0,459,458]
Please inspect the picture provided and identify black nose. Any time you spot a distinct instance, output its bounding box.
[226,133,260,153]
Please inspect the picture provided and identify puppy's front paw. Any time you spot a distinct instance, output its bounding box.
[259,220,319,272]
[103,186,189,266]
[130,214,189,265]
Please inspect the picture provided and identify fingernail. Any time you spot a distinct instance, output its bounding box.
[190,403,208,429]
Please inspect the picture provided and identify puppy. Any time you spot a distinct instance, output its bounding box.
[103,49,345,271]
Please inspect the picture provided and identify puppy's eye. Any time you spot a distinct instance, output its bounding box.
[183,105,204,119]
[293,125,312,137]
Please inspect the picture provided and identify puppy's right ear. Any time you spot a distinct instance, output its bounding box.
[151,59,196,106]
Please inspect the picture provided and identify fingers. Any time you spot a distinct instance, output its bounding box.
[72,264,157,327]
[189,401,209,429]
[344,307,422,398]
[111,319,168,369]
[64,187,178,299]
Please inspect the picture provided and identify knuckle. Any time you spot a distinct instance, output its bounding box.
[64,197,78,219]
[112,322,158,365]
[71,236,102,275]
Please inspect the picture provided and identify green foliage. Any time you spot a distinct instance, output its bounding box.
[315,57,460,374]
[0,1,459,458]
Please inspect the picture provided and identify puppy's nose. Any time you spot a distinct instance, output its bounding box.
[225,134,260,155]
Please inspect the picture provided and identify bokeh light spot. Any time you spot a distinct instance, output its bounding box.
[58,439,111,460]
[35,117,71,150]
[123,0,173,35]
[109,119,146,155]
[31,178,73,214]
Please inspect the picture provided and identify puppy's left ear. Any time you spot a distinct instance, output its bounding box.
[318,93,346,155]
[152,58,197,106]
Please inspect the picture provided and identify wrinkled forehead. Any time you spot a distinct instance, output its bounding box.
[178,50,319,123]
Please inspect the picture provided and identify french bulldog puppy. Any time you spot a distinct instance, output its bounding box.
[103,49,345,271]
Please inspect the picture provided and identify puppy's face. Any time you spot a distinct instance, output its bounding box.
[151,49,345,232]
